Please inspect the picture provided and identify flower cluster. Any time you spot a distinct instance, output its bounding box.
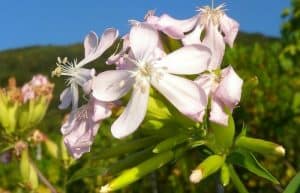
[54,4,243,159]
[0,75,53,135]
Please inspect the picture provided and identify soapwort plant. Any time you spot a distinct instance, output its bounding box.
[48,2,287,193]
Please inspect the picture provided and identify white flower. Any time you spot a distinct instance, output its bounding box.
[52,28,119,111]
[92,23,211,138]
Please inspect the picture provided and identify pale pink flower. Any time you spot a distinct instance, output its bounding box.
[21,83,35,103]
[148,5,239,70]
[92,23,211,139]
[21,74,50,102]
[62,98,112,159]
[52,28,119,111]
[30,74,49,86]
[195,66,243,126]
[144,10,197,39]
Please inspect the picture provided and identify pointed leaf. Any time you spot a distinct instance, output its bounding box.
[283,172,300,193]
[68,148,153,183]
[92,136,161,160]
[228,149,279,184]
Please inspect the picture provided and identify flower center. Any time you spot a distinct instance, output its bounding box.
[198,4,225,26]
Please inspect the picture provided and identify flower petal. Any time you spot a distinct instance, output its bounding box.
[157,45,211,75]
[220,14,239,47]
[107,34,130,65]
[158,14,199,37]
[84,31,98,58]
[214,66,243,110]
[58,87,72,110]
[129,23,159,62]
[59,84,78,111]
[92,70,134,101]
[92,99,112,122]
[182,25,203,45]
[78,28,119,67]
[63,118,100,159]
[111,85,149,139]
[151,73,207,121]
[194,73,215,97]
[202,21,225,70]
[96,28,119,57]
[209,98,228,126]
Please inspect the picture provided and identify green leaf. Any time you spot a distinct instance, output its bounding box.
[68,167,108,184]
[103,151,174,192]
[283,172,300,193]
[227,150,279,184]
[92,136,161,160]
[68,148,153,183]
[153,134,188,153]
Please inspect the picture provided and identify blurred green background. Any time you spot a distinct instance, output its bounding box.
[0,1,300,193]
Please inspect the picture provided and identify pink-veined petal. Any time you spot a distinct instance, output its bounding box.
[84,31,98,58]
[111,85,149,139]
[182,25,203,45]
[209,98,228,126]
[63,118,100,159]
[92,70,134,102]
[214,66,243,110]
[129,23,159,62]
[203,21,225,70]
[151,73,207,121]
[220,14,239,47]
[157,45,211,75]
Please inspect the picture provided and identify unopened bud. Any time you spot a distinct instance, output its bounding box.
[236,136,285,157]
[189,155,225,184]
[100,185,111,193]
[275,146,285,156]
[189,169,203,183]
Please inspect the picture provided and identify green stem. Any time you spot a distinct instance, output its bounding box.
[30,159,57,193]
[228,165,250,193]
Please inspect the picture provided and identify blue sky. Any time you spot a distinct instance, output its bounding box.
[0,0,290,51]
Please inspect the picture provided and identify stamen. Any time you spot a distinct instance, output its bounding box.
[51,66,62,77]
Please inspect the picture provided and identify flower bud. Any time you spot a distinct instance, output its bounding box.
[235,136,285,157]
[190,154,225,183]
[220,163,230,186]
[0,75,53,134]
[153,134,187,153]
[100,151,174,192]
[20,146,39,189]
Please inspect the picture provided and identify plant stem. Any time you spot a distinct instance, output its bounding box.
[228,165,250,193]
[30,159,58,193]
